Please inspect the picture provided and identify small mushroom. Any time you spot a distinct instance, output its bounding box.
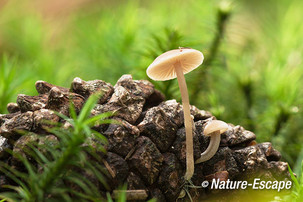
[146,47,204,180]
[195,120,229,164]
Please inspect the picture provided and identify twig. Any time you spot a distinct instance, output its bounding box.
[112,190,148,200]
[124,146,136,160]
[102,159,116,178]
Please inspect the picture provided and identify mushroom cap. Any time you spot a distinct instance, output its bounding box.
[146,48,204,81]
[204,120,229,136]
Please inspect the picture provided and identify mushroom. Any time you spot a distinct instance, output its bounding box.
[146,47,204,180]
[195,120,229,164]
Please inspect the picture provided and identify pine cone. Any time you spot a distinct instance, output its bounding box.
[0,75,291,201]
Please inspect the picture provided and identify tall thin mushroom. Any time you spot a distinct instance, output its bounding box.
[146,48,204,180]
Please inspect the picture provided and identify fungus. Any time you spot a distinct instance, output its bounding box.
[146,47,204,180]
[195,120,229,164]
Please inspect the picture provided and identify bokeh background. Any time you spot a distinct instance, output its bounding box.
[0,0,303,176]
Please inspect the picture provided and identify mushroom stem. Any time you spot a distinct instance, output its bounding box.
[195,131,220,164]
[175,61,194,181]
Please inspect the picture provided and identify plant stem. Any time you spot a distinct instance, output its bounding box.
[191,7,230,105]
[242,80,255,131]
[273,106,290,137]
[175,61,194,181]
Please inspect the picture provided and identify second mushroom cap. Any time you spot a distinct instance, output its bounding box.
[204,120,229,136]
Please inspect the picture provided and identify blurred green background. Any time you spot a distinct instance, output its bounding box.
[0,0,303,176]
